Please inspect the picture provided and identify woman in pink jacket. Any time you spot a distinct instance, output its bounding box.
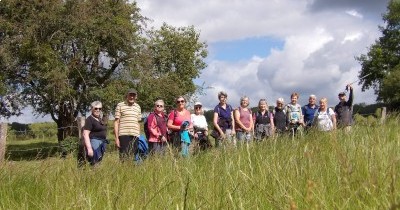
[147,99,168,155]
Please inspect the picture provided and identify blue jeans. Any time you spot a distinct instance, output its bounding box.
[236,131,252,143]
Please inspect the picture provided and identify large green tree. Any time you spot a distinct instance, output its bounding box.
[137,24,207,111]
[0,0,207,142]
[357,0,400,108]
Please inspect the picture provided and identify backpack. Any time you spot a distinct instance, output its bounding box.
[135,135,148,162]
[143,112,167,140]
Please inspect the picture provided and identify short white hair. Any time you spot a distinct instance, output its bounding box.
[91,101,102,109]
[277,98,284,103]
[309,94,316,99]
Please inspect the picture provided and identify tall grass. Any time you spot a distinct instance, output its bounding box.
[1,117,399,209]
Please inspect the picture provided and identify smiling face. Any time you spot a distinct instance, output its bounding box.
[194,105,202,114]
[92,106,102,118]
[154,100,164,113]
[126,93,137,105]
[258,100,267,111]
[319,98,328,111]
[240,97,249,107]
[219,95,227,104]
[176,97,186,109]
[309,96,316,105]
[276,100,284,110]
[291,96,298,104]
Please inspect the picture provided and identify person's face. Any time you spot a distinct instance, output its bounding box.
[338,94,346,101]
[241,98,249,107]
[194,106,202,114]
[219,95,227,103]
[276,101,284,109]
[176,98,186,108]
[126,93,137,104]
[92,106,102,117]
[155,102,164,113]
[319,100,327,109]
[309,97,316,105]
[291,96,298,104]
[259,102,267,111]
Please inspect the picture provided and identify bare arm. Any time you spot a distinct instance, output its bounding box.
[167,119,180,131]
[213,112,224,135]
[114,119,120,148]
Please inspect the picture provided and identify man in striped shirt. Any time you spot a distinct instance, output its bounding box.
[114,88,142,161]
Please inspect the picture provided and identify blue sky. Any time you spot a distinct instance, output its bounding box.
[4,0,391,123]
[209,37,283,61]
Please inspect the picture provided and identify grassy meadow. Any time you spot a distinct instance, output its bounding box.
[1,117,400,209]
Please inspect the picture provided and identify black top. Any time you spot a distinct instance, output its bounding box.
[254,111,271,125]
[83,115,107,140]
[273,108,286,132]
[334,89,354,126]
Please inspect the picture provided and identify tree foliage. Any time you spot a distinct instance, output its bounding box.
[0,0,208,141]
[357,0,400,108]
[136,23,207,111]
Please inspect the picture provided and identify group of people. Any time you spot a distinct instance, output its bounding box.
[80,84,354,165]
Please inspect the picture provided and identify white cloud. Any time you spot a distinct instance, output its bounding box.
[135,0,386,108]
[346,9,363,18]
[9,0,388,122]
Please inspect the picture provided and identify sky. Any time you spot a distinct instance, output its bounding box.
[3,0,391,123]
[137,0,389,110]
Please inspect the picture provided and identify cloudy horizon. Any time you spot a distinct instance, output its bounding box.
[4,0,390,123]
[137,0,389,110]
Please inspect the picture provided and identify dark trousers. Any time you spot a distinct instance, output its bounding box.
[119,135,138,161]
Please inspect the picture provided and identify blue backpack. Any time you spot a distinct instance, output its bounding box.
[135,135,148,162]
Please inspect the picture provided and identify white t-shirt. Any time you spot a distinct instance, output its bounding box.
[191,114,208,130]
[315,108,335,131]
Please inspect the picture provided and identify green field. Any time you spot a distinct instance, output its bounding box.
[1,117,399,209]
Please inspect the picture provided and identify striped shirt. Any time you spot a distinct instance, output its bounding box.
[114,101,142,136]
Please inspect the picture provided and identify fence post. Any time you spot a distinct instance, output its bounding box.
[0,123,8,163]
[380,107,387,125]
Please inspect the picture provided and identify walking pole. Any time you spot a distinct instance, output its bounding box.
[344,73,372,92]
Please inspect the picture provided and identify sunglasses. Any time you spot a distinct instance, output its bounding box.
[94,107,102,111]
[195,106,202,109]
[176,100,185,104]
[156,105,164,108]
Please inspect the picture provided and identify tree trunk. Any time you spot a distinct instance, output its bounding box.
[57,102,79,157]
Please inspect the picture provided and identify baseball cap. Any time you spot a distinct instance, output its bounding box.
[194,102,202,106]
[338,92,346,96]
[127,88,137,95]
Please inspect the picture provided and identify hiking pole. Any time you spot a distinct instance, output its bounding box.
[344,73,372,91]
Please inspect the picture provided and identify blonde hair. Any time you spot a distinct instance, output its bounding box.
[258,99,268,107]
[320,97,328,104]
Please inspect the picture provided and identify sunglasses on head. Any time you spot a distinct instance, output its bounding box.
[156,104,164,108]
[176,100,185,104]
[94,107,102,111]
